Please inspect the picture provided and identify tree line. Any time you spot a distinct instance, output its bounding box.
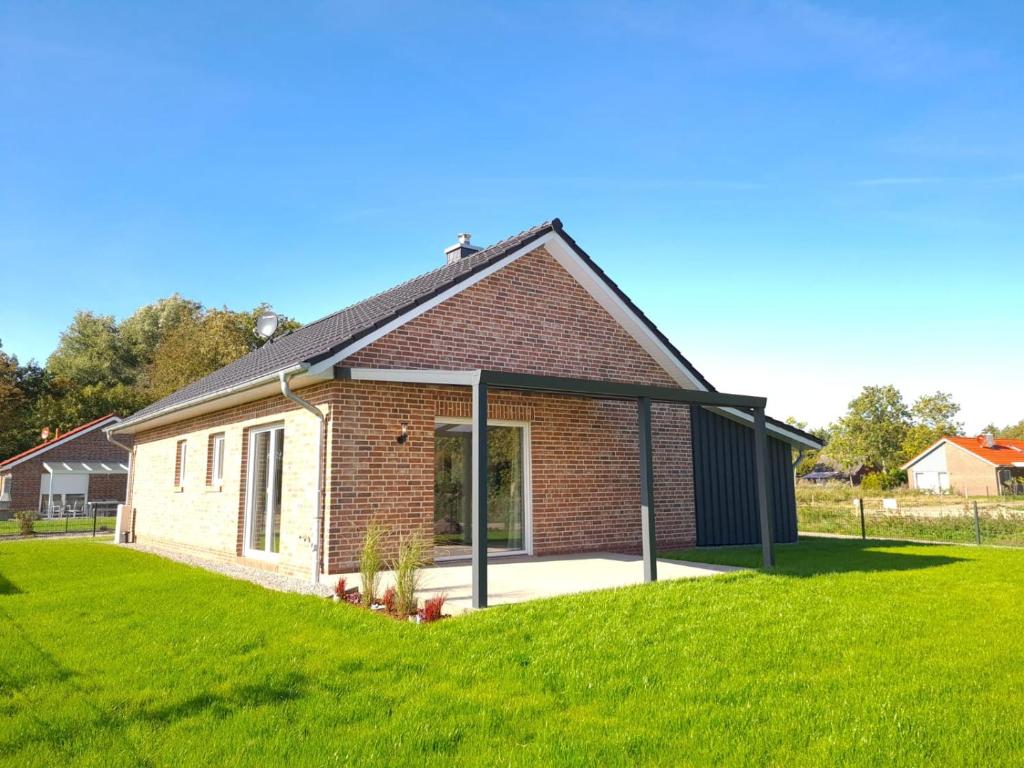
[3,298,1021,473]
[792,385,1024,487]
[0,295,297,458]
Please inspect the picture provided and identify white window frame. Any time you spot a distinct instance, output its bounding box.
[211,433,225,486]
[243,423,284,559]
[176,440,188,489]
[432,416,533,559]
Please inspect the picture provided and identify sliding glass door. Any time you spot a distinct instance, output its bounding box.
[433,421,528,559]
[245,425,283,556]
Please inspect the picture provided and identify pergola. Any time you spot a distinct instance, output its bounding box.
[337,367,777,609]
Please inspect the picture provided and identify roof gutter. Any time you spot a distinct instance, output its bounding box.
[110,363,308,435]
[279,370,325,586]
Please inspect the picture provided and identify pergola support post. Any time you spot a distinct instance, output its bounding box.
[753,407,776,569]
[638,396,657,582]
[471,381,489,609]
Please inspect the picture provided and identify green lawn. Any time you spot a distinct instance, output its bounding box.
[3,538,1024,766]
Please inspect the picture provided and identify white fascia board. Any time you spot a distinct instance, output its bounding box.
[900,439,950,470]
[306,233,560,377]
[1,416,121,471]
[343,368,481,386]
[108,364,320,435]
[540,236,704,392]
[707,406,823,450]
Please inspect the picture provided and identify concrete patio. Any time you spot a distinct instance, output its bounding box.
[335,552,744,615]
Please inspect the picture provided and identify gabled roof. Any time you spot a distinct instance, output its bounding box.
[903,435,1024,469]
[946,435,1024,466]
[0,414,122,471]
[113,219,821,448]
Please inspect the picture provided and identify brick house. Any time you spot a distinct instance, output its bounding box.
[0,414,130,518]
[108,220,821,597]
[903,434,1024,496]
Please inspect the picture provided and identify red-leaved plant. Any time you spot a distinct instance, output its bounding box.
[334,578,347,598]
[382,586,396,614]
[418,594,446,623]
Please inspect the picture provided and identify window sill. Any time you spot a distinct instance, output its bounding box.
[205,485,223,494]
[173,486,184,494]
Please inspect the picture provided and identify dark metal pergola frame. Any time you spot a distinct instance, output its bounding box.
[337,367,777,609]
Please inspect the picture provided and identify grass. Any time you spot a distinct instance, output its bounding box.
[0,516,116,538]
[3,538,1024,766]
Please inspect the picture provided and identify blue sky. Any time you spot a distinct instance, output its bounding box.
[1,1,1021,431]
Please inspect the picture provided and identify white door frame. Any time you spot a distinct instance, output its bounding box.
[243,423,284,559]
[433,416,533,558]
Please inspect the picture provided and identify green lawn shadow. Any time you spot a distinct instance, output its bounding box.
[662,536,968,577]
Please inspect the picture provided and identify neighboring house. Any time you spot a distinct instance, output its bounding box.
[903,434,1024,496]
[0,414,130,518]
[799,462,870,486]
[108,219,822,594]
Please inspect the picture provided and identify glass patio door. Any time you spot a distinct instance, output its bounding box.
[245,425,283,556]
[433,422,527,559]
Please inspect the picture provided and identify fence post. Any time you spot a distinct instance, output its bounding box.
[92,504,98,537]
[857,497,866,540]
[972,500,981,546]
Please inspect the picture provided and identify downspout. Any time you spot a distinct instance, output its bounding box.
[279,370,325,585]
[106,430,134,542]
[792,448,806,482]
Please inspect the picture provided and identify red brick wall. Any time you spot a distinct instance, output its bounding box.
[1,425,129,512]
[345,246,679,387]
[945,444,1000,496]
[322,245,696,571]
[321,386,694,572]
[125,245,698,575]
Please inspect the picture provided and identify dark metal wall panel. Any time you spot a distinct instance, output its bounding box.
[691,406,798,546]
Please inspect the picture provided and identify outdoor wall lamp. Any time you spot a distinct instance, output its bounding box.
[396,422,409,444]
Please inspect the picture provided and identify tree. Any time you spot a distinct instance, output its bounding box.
[142,304,299,401]
[0,340,54,457]
[119,295,202,371]
[1003,421,1024,440]
[902,391,963,458]
[785,417,830,476]
[827,385,910,472]
[40,312,141,429]
[4,297,301,437]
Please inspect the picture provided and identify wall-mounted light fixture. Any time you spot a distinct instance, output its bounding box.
[396,421,409,445]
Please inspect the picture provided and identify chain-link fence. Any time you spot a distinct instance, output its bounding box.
[798,486,1024,546]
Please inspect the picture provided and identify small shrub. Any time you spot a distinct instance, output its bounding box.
[382,586,396,614]
[333,578,347,599]
[861,469,906,492]
[359,520,388,608]
[14,510,37,536]
[343,591,361,605]
[419,594,446,623]
[393,531,427,617]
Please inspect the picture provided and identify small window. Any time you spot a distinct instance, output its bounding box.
[175,440,188,488]
[209,433,225,486]
[0,475,11,509]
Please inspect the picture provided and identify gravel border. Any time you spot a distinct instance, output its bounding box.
[125,543,334,597]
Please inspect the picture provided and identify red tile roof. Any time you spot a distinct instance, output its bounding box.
[0,413,119,469]
[946,435,1024,466]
